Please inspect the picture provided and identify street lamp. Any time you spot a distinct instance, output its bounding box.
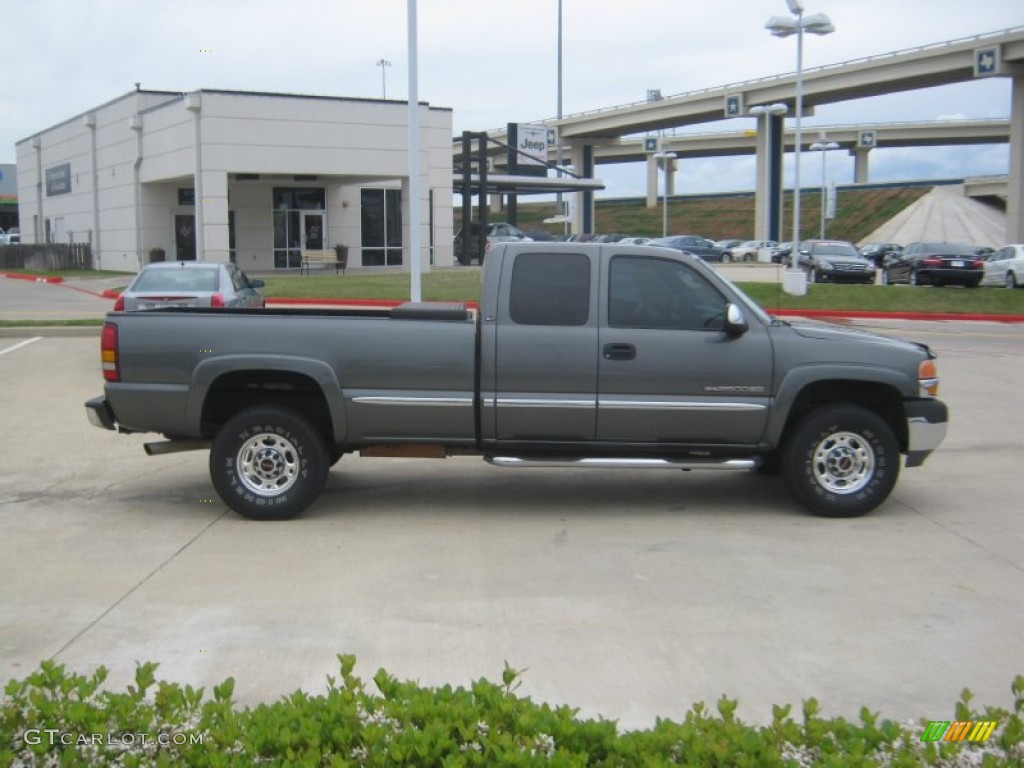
[809,137,839,239]
[653,151,677,238]
[375,58,391,99]
[765,0,834,269]
[748,103,788,244]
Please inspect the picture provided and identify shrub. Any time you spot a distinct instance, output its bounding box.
[2,658,1021,766]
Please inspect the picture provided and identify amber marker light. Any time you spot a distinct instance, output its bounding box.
[918,359,938,397]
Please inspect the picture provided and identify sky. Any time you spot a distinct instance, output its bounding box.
[2,0,1021,197]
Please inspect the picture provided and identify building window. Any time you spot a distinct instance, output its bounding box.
[361,188,402,267]
[272,187,326,269]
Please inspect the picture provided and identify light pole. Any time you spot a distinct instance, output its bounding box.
[748,103,788,244]
[653,151,677,238]
[375,58,391,99]
[809,137,838,239]
[765,0,834,269]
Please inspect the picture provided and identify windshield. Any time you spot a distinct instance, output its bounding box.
[811,242,859,257]
[131,267,220,293]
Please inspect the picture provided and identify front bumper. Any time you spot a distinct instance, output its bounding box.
[85,396,117,431]
[905,398,948,468]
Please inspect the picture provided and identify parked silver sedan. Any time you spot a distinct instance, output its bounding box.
[981,244,1024,288]
[115,261,265,311]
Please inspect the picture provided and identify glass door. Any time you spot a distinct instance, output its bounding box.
[302,212,325,251]
[175,215,196,260]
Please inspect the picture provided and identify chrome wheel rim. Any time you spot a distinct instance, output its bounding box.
[237,432,300,497]
[811,431,875,495]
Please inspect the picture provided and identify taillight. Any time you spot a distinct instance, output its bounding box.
[971,259,985,269]
[101,322,120,382]
[918,359,938,398]
[922,257,942,267]
[113,294,125,311]
[210,293,224,307]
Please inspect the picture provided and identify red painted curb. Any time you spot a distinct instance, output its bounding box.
[1,272,64,284]
[772,308,1024,323]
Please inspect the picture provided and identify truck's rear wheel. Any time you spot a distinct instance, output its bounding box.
[210,407,328,520]
[781,404,899,517]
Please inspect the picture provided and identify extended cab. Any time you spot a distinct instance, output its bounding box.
[86,243,948,520]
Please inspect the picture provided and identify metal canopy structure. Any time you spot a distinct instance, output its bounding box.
[454,130,604,264]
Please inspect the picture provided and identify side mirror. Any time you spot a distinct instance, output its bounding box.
[250,279,265,289]
[724,303,748,336]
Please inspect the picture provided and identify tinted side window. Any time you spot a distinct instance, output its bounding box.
[509,252,590,326]
[609,255,726,331]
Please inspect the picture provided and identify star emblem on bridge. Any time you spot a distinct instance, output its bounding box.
[974,47,1000,77]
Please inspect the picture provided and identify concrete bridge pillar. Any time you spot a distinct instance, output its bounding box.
[646,154,658,207]
[753,113,786,242]
[1008,74,1024,242]
[569,143,595,234]
[852,148,871,184]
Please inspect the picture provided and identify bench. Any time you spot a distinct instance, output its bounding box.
[300,249,346,275]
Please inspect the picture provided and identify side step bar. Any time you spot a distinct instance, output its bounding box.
[485,456,760,471]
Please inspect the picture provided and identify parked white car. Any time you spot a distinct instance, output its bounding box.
[729,240,777,262]
[981,244,1024,288]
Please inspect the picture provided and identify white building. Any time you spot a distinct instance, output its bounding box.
[15,88,454,272]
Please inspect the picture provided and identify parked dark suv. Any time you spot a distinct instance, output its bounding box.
[798,240,876,284]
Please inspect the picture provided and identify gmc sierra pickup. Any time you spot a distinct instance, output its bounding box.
[86,242,948,521]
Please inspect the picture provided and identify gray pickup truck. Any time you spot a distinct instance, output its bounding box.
[86,242,948,521]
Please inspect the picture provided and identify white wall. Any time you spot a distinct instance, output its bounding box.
[17,89,455,272]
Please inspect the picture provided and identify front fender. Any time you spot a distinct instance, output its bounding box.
[764,364,914,446]
[187,355,347,441]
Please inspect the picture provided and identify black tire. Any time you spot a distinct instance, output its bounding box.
[781,404,900,518]
[880,270,889,286]
[1006,272,1018,289]
[210,407,328,520]
[808,269,817,284]
[329,448,345,467]
[909,270,919,286]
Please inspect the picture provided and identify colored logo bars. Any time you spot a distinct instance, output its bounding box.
[921,720,998,743]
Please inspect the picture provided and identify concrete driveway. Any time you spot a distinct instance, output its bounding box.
[0,322,1021,730]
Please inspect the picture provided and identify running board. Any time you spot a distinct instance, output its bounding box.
[485,456,760,471]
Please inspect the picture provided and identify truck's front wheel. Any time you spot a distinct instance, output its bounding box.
[210,407,328,520]
[781,404,900,517]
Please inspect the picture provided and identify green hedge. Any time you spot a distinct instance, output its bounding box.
[2,658,1021,766]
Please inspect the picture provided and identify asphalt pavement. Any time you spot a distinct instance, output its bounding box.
[0,312,1021,730]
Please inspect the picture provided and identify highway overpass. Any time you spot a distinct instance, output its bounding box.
[458,26,1024,241]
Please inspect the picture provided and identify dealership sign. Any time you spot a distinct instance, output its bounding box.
[46,163,72,197]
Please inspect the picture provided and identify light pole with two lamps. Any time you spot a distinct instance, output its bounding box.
[765,0,834,281]
[809,136,839,239]
[653,151,677,238]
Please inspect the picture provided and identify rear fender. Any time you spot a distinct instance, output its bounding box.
[187,355,347,441]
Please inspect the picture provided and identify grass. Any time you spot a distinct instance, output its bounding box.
[464,186,933,244]
[1,268,133,278]
[0,319,104,327]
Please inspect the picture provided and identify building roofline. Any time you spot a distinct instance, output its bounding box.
[15,89,182,147]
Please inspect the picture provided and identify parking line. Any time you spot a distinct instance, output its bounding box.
[0,337,42,356]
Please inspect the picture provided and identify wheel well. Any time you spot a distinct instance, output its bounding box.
[200,370,334,444]
[780,380,908,452]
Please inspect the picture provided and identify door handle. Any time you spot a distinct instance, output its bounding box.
[603,343,636,360]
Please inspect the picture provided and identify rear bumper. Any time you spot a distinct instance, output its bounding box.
[85,396,116,431]
[918,268,982,285]
[905,398,948,468]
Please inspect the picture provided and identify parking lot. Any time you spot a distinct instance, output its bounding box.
[1,306,1022,729]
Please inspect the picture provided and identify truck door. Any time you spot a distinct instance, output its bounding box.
[491,250,599,442]
[596,252,771,446]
